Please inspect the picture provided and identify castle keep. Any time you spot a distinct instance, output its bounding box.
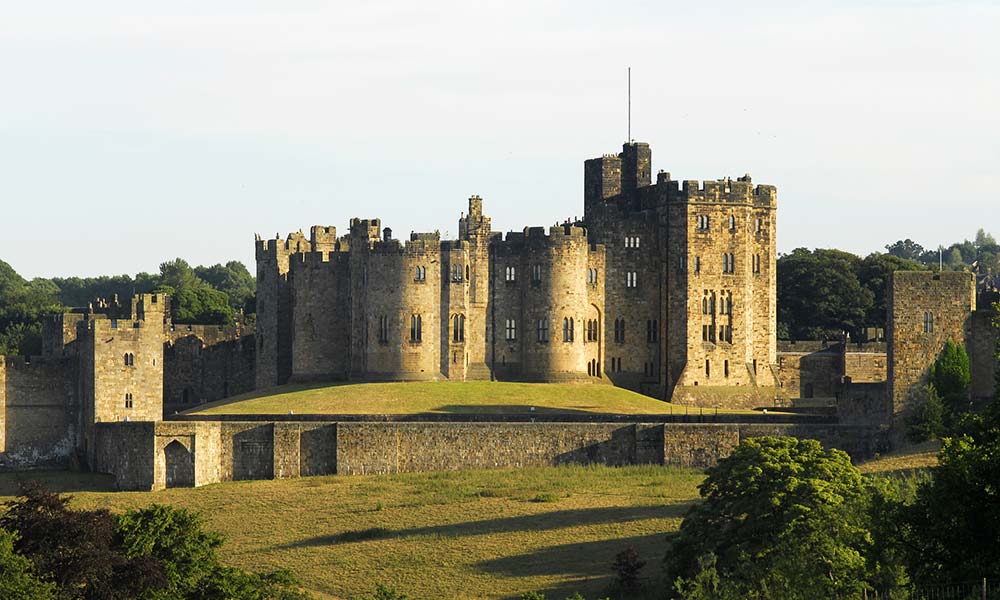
[256,142,779,404]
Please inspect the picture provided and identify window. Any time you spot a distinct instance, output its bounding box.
[536,318,549,342]
[378,316,389,343]
[531,264,542,283]
[723,253,735,274]
[625,235,641,248]
[625,271,638,288]
[451,263,463,282]
[678,254,687,272]
[753,254,761,275]
[728,215,736,233]
[587,268,599,285]
[724,360,730,378]
[755,218,764,233]
[505,266,516,282]
[562,317,574,342]
[702,294,709,315]
[410,314,422,342]
[705,360,711,378]
[923,311,934,333]
[694,256,701,274]
[505,319,516,341]
[696,215,710,231]
[414,265,426,282]
[646,319,658,343]
[753,359,758,375]
[466,265,470,281]
[124,393,133,409]
[614,318,625,343]
[124,353,135,367]
[452,314,465,342]
[586,319,598,342]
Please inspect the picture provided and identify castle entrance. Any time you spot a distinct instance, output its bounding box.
[163,440,195,488]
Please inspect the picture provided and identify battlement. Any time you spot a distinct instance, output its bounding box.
[349,218,382,239]
[666,178,777,207]
[254,232,312,261]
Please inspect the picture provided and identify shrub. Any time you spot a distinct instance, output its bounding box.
[611,546,646,590]
[905,384,945,442]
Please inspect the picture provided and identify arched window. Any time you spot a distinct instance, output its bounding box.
[410,314,422,342]
[453,314,465,342]
[728,215,736,232]
[923,311,934,333]
[563,317,574,342]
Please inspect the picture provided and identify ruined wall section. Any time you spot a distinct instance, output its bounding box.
[0,356,79,467]
[887,271,976,420]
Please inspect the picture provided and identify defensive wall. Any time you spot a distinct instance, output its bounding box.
[0,356,80,468]
[93,417,886,491]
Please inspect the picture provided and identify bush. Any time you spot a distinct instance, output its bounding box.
[611,546,646,590]
[906,384,945,442]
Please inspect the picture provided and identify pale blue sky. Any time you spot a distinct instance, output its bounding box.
[1,1,997,278]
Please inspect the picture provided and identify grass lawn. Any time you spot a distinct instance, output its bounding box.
[0,442,939,600]
[185,381,760,416]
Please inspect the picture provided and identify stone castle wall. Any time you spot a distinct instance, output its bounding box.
[0,356,79,467]
[163,331,255,415]
[970,309,998,403]
[888,272,976,420]
[92,418,886,491]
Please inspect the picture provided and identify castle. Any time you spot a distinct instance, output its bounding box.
[0,140,996,490]
[255,142,778,405]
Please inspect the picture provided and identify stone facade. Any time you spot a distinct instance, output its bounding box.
[887,272,977,421]
[92,418,886,491]
[256,142,780,405]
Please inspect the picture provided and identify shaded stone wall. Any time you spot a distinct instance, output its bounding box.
[888,272,976,421]
[970,309,998,403]
[0,356,79,467]
[94,419,883,490]
[163,333,255,416]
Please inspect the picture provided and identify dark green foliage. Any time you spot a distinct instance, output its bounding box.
[189,567,310,600]
[0,482,168,600]
[929,341,971,414]
[673,554,742,600]
[0,528,57,600]
[900,415,1000,585]
[611,545,646,590]
[0,260,64,356]
[777,248,873,339]
[157,259,236,325]
[195,261,256,314]
[665,437,871,599]
[1,484,310,600]
[116,504,223,599]
[885,239,926,262]
[905,385,945,443]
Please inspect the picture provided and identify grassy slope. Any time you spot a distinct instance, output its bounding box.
[186,381,761,416]
[0,443,939,600]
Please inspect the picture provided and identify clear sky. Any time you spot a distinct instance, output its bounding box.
[1,1,997,279]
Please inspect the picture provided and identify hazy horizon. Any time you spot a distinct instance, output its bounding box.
[2,1,997,279]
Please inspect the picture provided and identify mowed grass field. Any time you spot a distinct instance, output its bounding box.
[186,381,759,416]
[0,444,935,600]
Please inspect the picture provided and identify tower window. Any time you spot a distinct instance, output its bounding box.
[536,318,549,342]
[562,317,574,342]
[124,353,135,367]
[625,272,638,288]
[753,254,761,275]
[586,319,599,342]
[587,268,599,284]
[625,236,641,248]
[124,393,133,409]
[923,312,934,333]
[505,319,516,341]
[724,360,730,378]
[505,266,516,282]
[696,215,710,231]
[452,314,465,343]
[614,318,625,343]
[414,265,427,282]
[705,360,711,378]
[378,316,389,343]
[694,256,701,274]
[646,319,658,343]
[755,218,764,233]
[531,264,542,283]
[723,253,736,274]
[728,215,736,233]
[410,314,422,342]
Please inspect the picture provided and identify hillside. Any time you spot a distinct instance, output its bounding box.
[183,381,758,416]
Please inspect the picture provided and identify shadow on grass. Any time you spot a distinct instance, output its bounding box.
[275,503,691,550]
[0,471,116,497]
[483,532,669,600]
[431,404,603,415]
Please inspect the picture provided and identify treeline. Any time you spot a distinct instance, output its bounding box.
[0,258,254,357]
[778,228,997,341]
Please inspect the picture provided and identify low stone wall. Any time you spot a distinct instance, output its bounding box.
[92,419,887,491]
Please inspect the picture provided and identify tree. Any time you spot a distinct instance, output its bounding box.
[0,482,167,599]
[975,229,997,250]
[0,261,64,356]
[116,505,223,599]
[929,341,971,414]
[195,262,255,314]
[904,384,944,443]
[665,437,871,599]
[885,239,926,262]
[777,248,873,340]
[0,529,56,600]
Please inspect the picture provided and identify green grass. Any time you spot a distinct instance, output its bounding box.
[0,466,703,600]
[0,447,936,599]
[185,381,760,416]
